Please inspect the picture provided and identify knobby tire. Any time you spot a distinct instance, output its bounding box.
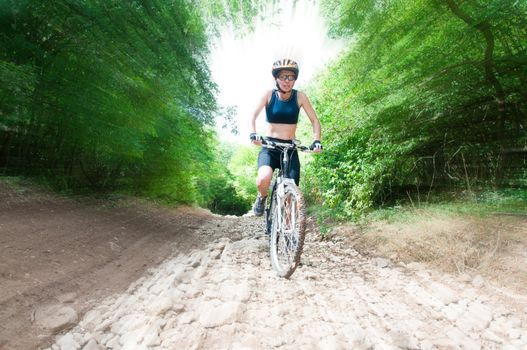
[269,183,306,278]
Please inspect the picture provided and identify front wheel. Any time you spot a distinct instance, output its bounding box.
[270,183,306,278]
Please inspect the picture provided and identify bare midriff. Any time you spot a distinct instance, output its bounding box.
[266,123,297,140]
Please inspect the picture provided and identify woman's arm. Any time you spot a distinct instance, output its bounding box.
[298,91,321,142]
[249,90,272,135]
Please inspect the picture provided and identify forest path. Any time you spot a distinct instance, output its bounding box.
[1,181,526,350]
[46,215,527,350]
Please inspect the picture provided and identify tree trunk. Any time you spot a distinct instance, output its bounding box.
[444,0,507,185]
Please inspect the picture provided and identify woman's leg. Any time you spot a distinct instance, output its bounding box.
[254,148,277,216]
[256,147,280,197]
[256,165,273,197]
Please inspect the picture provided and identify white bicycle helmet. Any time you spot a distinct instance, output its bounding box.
[271,59,299,78]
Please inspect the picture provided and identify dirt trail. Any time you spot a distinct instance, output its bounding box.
[1,181,527,349]
[0,182,210,350]
[48,216,527,350]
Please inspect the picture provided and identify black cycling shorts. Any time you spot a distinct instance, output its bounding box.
[257,137,300,185]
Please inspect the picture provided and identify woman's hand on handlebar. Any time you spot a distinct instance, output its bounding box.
[310,140,323,153]
[250,133,263,146]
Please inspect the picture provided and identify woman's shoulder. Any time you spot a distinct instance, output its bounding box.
[262,89,275,105]
[295,90,308,101]
[258,89,274,101]
[262,89,274,98]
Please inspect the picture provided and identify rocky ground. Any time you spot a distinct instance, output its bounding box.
[1,180,527,349]
[45,216,527,350]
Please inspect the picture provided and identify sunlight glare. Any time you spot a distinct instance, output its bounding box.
[210,0,344,144]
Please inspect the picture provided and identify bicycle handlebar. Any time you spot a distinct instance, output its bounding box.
[260,139,313,153]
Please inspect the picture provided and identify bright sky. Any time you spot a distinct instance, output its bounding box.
[209,0,344,144]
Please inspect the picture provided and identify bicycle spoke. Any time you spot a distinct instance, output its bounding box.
[274,192,298,269]
[278,233,291,265]
[269,183,306,278]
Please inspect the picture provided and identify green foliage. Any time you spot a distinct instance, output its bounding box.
[0,0,256,212]
[194,140,252,216]
[227,143,259,203]
[309,0,527,218]
[198,0,266,34]
[199,176,250,216]
[3,0,525,219]
[366,188,527,224]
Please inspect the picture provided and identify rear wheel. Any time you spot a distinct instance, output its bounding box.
[270,183,306,278]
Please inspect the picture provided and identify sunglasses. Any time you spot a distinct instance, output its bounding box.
[278,74,297,82]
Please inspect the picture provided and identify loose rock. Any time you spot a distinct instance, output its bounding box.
[35,304,78,333]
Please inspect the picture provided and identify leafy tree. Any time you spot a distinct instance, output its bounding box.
[309,0,527,217]
[195,140,252,215]
[0,0,260,214]
[227,143,259,203]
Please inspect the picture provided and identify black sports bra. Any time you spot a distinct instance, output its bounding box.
[265,89,300,124]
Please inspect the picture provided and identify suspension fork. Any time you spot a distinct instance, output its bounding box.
[266,180,278,234]
[277,147,296,234]
[281,148,290,180]
[268,145,296,234]
[277,177,300,235]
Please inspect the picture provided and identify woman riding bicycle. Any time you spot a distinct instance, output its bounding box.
[249,58,323,217]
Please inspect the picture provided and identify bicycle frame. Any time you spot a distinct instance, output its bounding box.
[261,138,312,278]
[262,139,310,234]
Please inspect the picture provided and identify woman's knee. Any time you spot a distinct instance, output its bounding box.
[256,174,271,187]
[256,167,273,187]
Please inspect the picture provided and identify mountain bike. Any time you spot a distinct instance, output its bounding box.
[261,138,312,278]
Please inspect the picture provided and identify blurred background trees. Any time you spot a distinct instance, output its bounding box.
[1,0,525,217]
[0,0,253,213]
[303,0,527,217]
